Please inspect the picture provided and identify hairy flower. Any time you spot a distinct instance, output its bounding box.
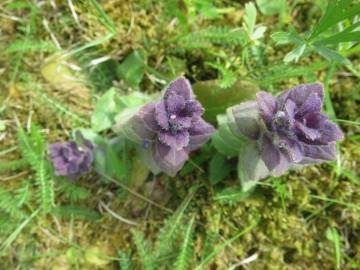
[233,83,343,176]
[49,136,94,180]
[130,77,215,176]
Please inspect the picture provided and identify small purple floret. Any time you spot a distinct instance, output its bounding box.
[48,137,94,180]
[255,83,344,175]
[132,77,215,176]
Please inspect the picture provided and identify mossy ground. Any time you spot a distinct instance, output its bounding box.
[0,1,359,269]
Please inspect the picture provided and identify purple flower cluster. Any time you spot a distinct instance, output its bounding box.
[48,137,94,180]
[131,77,215,176]
[233,83,343,176]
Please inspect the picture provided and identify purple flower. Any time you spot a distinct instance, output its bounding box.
[130,77,215,176]
[254,83,343,175]
[48,136,94,180]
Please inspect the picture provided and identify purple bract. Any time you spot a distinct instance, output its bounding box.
[48,137,94,180]
[131,77,215,176]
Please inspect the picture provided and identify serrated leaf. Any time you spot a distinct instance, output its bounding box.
[174,216,195,270]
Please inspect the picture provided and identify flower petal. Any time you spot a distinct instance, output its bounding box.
[185,100,204,119]
[256,91,277,129]
[281,137,303,162]
[284,99,296,125]
[187,119,215,151]
[165,94,185,114]
[158,130,190,150]
[155,142,188,176]
[304,112,328,129]
[172,116,192,130]
[272,151,291,176]
[155,101,169,129]
[317,121,344,143]
[302,143,337,160]
[295,121,321,141]
[277,83,324,108]
[164,77,193,101]
[261,134,281,171]
[297,92,322,116]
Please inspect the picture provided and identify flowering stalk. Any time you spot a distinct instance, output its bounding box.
[116,77,216,176]
[213,83,344,190]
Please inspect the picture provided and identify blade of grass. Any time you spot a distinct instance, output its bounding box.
[0,209,39,254]
[311,195,360,211]
[194,218,259,270]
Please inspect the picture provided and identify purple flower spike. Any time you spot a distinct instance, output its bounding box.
[256,83,344,175]
[131,77,215,176]
[48,137,94,180]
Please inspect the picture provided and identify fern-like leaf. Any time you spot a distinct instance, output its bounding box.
[53,205,100,221]
[36,153,55,213]
[0,158,28,172]
[0,187,27,220]
[118,251,133,270]
[17,124,55,213]
[131,229,154,270]
[154,191,195,260]
[178,27,246,49]
[174,216,195,270]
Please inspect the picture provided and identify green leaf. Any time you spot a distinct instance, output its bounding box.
[310,0,360,40]
[209,153,230,185]
[211,132,239,157]
[256,0,286,16]
[244,2,257,35]
[91,88,120,132]
[313,22,360,46]
[271,31,304,45]
[112,92,152,141]
[252,26,267,40]
[284,44,306,63]
[237,142,269,192]
[192,79,259,123]
[326,227,342,269]
[214,186,252,203]
[314,46,351,65]
[117,50,146,89]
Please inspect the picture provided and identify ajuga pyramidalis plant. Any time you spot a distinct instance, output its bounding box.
[118,77,215,176]
[213,83,344,190]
